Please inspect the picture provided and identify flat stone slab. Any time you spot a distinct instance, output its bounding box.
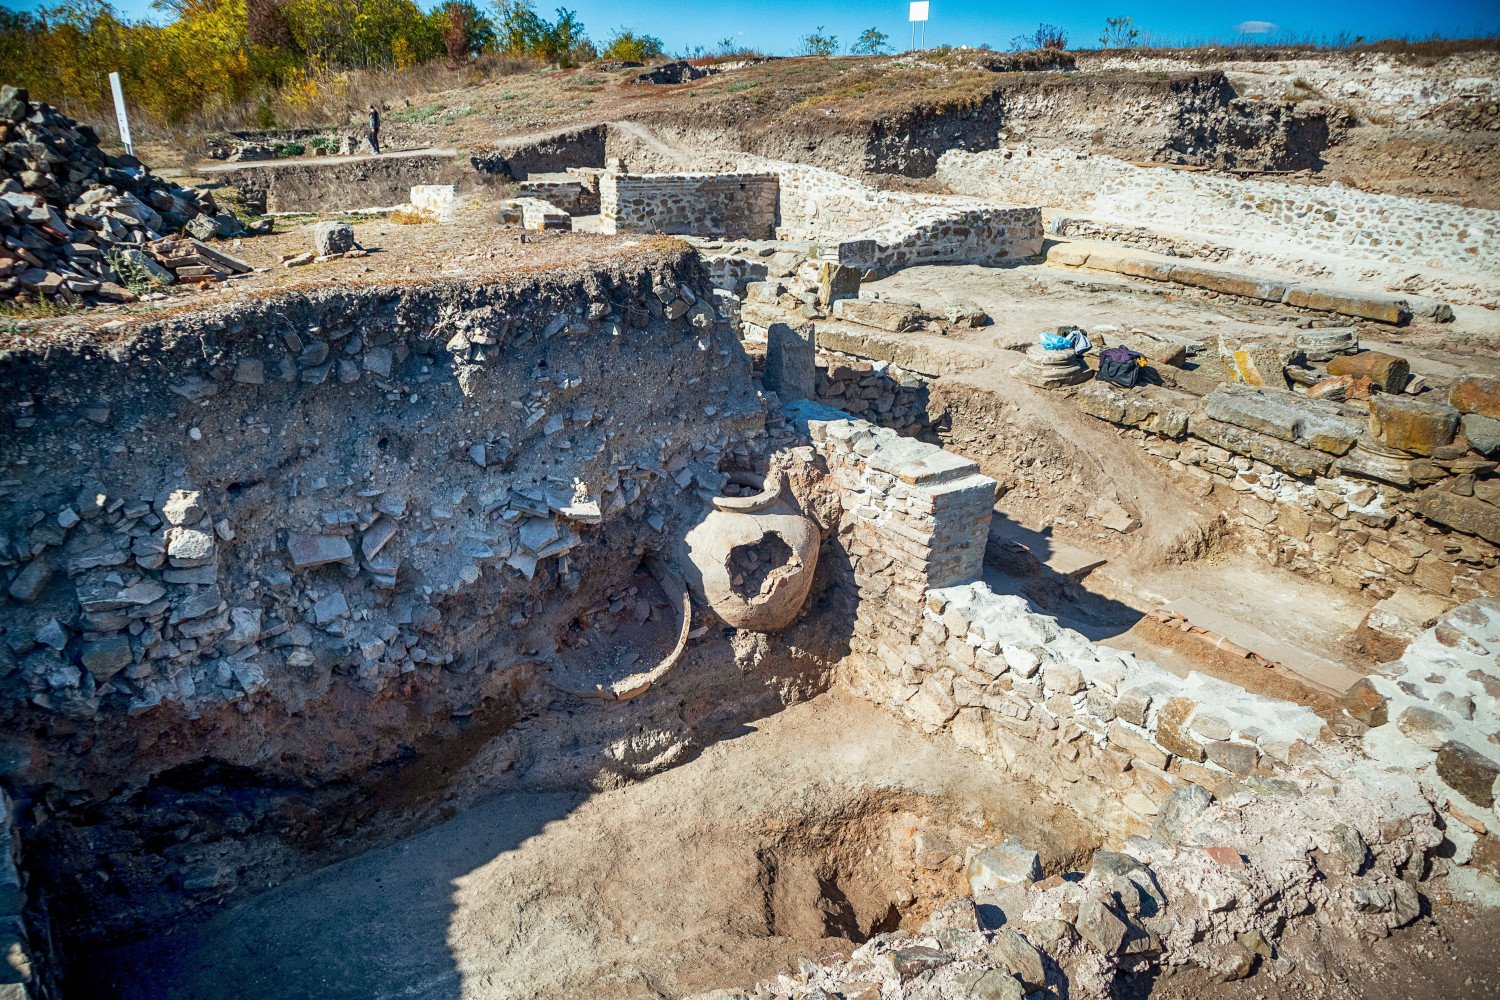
[1162,597,1364,695]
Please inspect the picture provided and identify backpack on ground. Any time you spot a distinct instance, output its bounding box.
[1098,346,1145,388]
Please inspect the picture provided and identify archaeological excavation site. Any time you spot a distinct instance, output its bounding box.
[1,39,1499,1000]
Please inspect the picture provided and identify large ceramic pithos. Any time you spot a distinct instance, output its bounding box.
[678,470,820,632]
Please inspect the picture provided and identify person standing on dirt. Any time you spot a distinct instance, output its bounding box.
[367,103,381,155]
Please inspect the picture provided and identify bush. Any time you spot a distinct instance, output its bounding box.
[600,28,664,63]
[798,25,838,57]
[272,141,306,157]
[1009,23,1068,52]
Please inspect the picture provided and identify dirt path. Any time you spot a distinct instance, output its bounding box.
[84,691,1098,1000]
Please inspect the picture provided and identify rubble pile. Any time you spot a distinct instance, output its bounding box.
[0,85,248,305]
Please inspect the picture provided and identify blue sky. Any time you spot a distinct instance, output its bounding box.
[8,0,1499,53]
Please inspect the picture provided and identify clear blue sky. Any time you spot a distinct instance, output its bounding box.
[8,0,1499,53]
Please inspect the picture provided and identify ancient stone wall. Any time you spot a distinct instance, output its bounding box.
[788,402,1330,841]
[599,172,779,239]
[938,147,1500,281]
[469,125,607,180]
[202,151,463,214]
[1067,381,1499,607]
[741,156,1043,270]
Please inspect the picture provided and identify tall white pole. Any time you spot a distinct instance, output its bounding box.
[108,71,133,158]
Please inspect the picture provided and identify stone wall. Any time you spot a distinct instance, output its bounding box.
[737,156,1044,271]
[814,352,935,438]
[599,172,779,239]
[469,125,607,180]
[202,151,463,214]
[938,146,1500,282]
[788,401,1330,841]
[1068,380,1498,606]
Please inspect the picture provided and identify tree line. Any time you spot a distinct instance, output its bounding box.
[0,0,664,132]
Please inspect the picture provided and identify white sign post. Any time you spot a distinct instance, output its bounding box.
[908,1,929,50]
[108,71,133,158]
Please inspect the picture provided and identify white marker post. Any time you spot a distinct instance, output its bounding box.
[108,71,134,158]
[909,1,929,50]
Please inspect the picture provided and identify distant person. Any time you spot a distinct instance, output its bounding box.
[367,103,381,155]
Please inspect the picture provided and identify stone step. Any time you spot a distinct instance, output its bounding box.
[1160,597,1364,695]
[986,519,1107,581]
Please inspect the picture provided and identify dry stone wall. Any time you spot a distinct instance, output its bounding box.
[1068,380,1499,606]
[938,146,1500,282]
[599,172,778,239]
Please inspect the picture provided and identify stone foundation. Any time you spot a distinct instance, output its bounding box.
[599,172,779,239]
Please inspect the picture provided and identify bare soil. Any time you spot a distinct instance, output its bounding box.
[82,691,1099,1000]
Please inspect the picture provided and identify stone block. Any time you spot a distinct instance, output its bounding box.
[1462,413,1500,457]
[1416,488,1500,545]
[1046,242,1091,267]
[832,297,925,333]
[1368,396,1459,456]
[764,321,816,401]
[1328,352,1410,393]
[966,842,1042,894]
[80,635,132,681]
[1448,374,1500,420]
[1189,418,1333,478]
[1436,742,1499,808]
[312,221,354,256]
[1155,697,1206,763]
[1108,722,1170,769]
[817,262,860,308]
[1285,287,1411,325]
[1204,386,1361,454]
[287,532,355,569]
[1342,677,1389,728]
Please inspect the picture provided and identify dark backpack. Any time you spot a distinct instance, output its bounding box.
[1098,346,1144,388]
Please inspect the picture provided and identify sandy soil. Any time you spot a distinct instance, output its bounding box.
[83,691,1100,1000]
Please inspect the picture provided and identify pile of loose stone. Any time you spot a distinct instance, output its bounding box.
[691,732,1439,1000]
[0,85,249,305]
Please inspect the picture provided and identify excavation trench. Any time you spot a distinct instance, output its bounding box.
[76,693,1101,1000]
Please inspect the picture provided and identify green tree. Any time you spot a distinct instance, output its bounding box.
[849,26,889,55]
[798,24,837,57]
[1099,16,1139,47]
[601,28,663,62]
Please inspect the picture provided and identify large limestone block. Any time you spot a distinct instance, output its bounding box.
[1417,488,1500,545]
[832,297,926,333]
[1189,417,1334,478]
[1216,337,1294,388]
[1204,386,1362,455]
[1368,395,1459,456]
[1285,287,1411,325]
[1449,374,1500,420]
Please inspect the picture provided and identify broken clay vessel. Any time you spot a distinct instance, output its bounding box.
[678,470,820,633]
